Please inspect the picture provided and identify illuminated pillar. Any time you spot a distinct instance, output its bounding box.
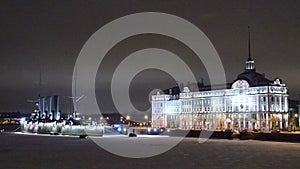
[243,113,246,129]
[179,113,182,129]
[279,96,282,112]
[248,113,251,130]
[165,114,168,128]
[280,114,283,129]
[273,96,276,112]
[208,113,210,130]
[224,114,227,129]
[259,113,262,130]
[277,96,279,111]
[211,113,214,130]
[210,113,212,130]
[220,113,223,130]
[270,114,273,130]
[255,113,259,130]
[266,95,269,112]
[192,112,195,129]
[257,96,259,111]
[238,113,241,130]
[285,97,288,112]
[285,114,289,128]
[199,114,202,129]
[231,113,234,130]
[203,113,205,129]
[266,112,269,131]
[203,114,206,129]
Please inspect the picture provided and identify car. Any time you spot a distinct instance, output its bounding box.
[128,133,137,137]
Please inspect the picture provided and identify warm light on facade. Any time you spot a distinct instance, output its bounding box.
[151,58,289,131]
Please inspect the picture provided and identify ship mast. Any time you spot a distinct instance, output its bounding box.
[73,63,77,118]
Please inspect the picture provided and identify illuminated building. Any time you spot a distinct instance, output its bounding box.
[151,32,289,131]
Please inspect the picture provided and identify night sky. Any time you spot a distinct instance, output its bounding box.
[0,0,299,113]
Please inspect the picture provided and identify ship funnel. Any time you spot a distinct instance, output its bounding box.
[53,95,60,120]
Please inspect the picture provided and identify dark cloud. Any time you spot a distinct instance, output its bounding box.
[0,0,299,113]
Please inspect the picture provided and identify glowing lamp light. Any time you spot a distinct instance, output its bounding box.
[20,117,26,123]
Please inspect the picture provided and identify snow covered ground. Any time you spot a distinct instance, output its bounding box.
[1,132,300,169]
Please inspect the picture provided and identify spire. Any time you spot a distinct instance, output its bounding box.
[248,26,251,60]
[246,26,255,70]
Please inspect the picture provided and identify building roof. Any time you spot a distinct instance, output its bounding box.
[235,69,272,87]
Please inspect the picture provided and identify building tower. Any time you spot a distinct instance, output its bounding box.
[245,26,255,71]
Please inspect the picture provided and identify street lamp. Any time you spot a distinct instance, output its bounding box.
[126,115,130,126]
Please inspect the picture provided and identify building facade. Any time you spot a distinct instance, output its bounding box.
[152,57,289,131]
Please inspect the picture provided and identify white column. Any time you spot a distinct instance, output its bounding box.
[280,114,283,129]
[238,114,241,130]
[285,114,289,128]
[202,114,205,129]
[231,113,235,130]
[248,118,251,130]
[223,113,226,130]
[266,95,269,112]
[266,112,269,131]
[284,97,288,112]
[270,114,273,130]
[165,114,168,128]
[256,113,259,130]
[243,113,246,129]
[257,95,260,112]
[273,95,276,112]
[279,96,282,112]
[209,113,212,130]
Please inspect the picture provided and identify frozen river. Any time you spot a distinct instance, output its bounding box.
[1,132,300,169]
